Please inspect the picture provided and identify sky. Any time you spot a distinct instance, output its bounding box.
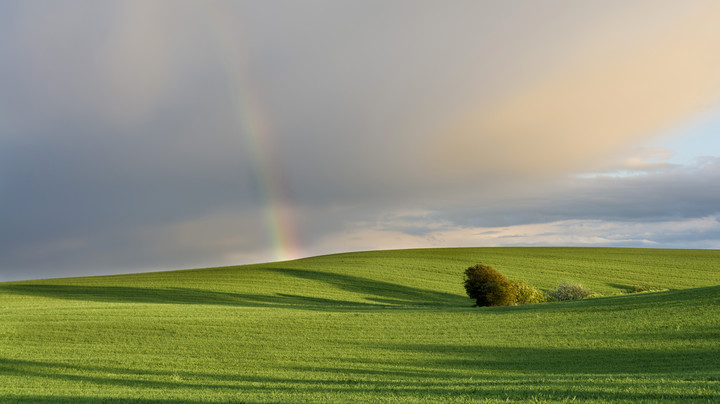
[2,0,720,281]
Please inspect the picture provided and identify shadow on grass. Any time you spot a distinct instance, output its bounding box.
[606,282,637,293]
[0,267,466,310]
[477,285,720,316]
[363,343,720,376]
[2,276,716,314]
[265,267,466,307]
[1,352,718,403]
[0,283,384,311]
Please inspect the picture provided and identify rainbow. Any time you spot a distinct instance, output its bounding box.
[204,7,301,262]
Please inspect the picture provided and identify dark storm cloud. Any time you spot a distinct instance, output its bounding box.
[0,2,269,280]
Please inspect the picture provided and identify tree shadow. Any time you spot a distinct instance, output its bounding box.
[365,343,720,377]
[2,355,718,403]
[606,282,636,293]
[0,284,385,311]
[0,284,232,305]
[0,266,468,310]
[264,267,466,307]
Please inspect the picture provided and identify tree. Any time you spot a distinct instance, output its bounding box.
[463,264,516,306]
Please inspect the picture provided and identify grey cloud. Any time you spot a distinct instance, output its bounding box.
[286,158,720,255]
[400,158,720,230]
[2,1,720,281]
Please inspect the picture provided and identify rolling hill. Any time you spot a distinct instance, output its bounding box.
[1,247,719,403]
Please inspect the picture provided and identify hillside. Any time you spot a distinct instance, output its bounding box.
[1,247,719,403]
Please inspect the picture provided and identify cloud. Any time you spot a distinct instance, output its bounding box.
[2,1,720,281]
[309,215,720,258]
[582,147,679,176]
[428,1,720,182]
[311,215,720,256]
[433,157,720,228]
[306,158,720,254]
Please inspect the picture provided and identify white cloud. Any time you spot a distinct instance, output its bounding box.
[578,147,679,178]
[310,215,720,256]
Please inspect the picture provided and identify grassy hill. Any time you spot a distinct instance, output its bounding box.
[1,247,719,403]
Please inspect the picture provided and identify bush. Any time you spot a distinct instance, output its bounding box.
[463,264,517,306]
[510,280,550,304]
[548,281,594,301]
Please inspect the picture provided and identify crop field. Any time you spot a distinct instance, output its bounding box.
[1,247,719,403]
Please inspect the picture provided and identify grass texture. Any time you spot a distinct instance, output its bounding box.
[1,247,719,403]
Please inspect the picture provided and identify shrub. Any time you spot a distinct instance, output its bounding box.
[463,264,516,307]
[510,280,550,304]
[548,281,594,301]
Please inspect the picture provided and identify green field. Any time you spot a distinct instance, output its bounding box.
[1,247,719,403]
